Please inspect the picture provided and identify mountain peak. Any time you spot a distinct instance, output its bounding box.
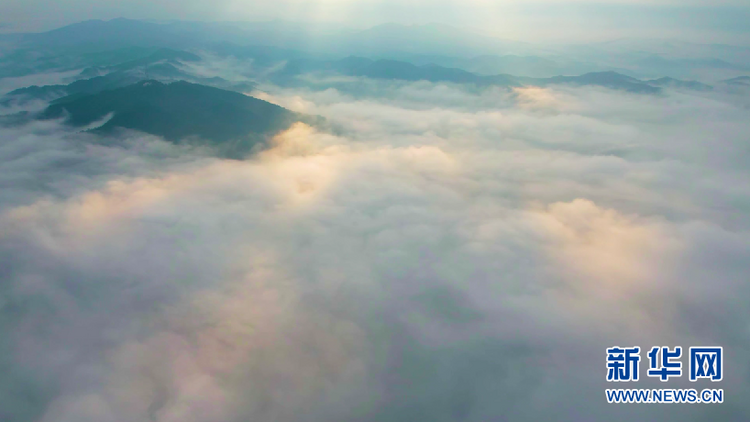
[135,79,164,87]
[39,81,313,155]
[722,76,750,85]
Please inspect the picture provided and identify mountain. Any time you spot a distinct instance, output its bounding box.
[275,58,663,93]
[543,39,750,81]
[721,76,750,87]
[208,43,318,67]
[79,48,201,77]
[645,77,713,91]
[5,73,149,105]
[636,56,748,72]
[530,72,660,94]
[276,57,517,86]
[8,18,748,84]
[333,50,633,79]
[4,70,256,106]
[2,49,255,106]
[22,18,182,49]
[0,45,176,80]
[12,19,530,58]
[630,55,750,80]
[437,54,593,78]
[38,80,314,155]
[13,18,352,53]
[596,39,750,66]
[353,60,486,84]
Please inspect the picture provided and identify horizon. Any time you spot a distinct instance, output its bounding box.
[3,17,750,48]
[2,1,750,45]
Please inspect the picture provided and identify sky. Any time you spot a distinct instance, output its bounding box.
[1,0,750,44]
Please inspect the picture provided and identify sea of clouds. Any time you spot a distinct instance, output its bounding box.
[1,79,749,422]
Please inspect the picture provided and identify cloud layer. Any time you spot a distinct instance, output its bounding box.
[1,81,750,421]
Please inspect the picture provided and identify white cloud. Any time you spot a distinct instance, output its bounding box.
[1,81,750,421]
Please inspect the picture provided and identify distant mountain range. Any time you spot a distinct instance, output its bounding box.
[4,18,749,81]
[644,77,713,91]
[723,76,750,87]
[8,19,529,57]
[273,57,740,94]
[36,80,317,157]
[276,57,515,86]
[78,47,201,77]
[537,72,660,94]
[2,48,255,105]
[388,53,614,79]
[1,24,747,159]
[4,53,745,131]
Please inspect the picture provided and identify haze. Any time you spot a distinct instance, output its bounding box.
[2,0,750,44]
[1,2,750,422]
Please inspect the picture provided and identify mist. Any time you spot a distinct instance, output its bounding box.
[3,0,750,45]
[1,75,749,421]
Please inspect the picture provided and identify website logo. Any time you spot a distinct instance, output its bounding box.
[606,346,641,382]
[689,347,723,382]
[605,345,724,404]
